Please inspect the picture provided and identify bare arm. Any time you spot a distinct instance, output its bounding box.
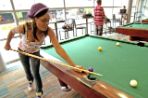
[47,27,76,67]
[4,25,24,50]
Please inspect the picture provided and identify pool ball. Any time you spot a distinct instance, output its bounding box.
[87,74,96,80]
[98,47,103,52]
[129,79,138,87]
[116,42,120,46]
[88,67,94,72]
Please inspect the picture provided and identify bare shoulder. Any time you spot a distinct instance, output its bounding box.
[11,24,25,34]
[48,27,53,32]
[47,27,55,35]
[15,21,33,34]
[47,27,58,42]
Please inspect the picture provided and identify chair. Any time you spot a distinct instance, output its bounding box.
[103,18,114,34]
[59,19,75,40]
[74,20,87,36]
[133,12,143,23]
[112,14,120,27]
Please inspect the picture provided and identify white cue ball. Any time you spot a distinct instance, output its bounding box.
[130,80,138,87]
[116,42,120,46]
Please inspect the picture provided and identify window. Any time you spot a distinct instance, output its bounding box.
[66,8,84,19]
[0,0,12,10]
[0,13,14,24]
[143,0,148,18]
[35,0,64,8]
[50,9,65,21]
[65,0,94,7]
[16,11,28,23]
[0,13,16,40]
[13,0,34,10]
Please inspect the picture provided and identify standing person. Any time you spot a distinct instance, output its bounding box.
[94,0,105,36]
[120,5,127,25]
[4,3,77,98]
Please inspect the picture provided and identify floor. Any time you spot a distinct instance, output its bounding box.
[0,61,83,98]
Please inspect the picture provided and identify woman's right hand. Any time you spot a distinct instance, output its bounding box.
[4,43,12,50]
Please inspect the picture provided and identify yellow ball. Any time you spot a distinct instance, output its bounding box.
[98,47,103,52]
[116,42,120,46]
[129,79,138,87]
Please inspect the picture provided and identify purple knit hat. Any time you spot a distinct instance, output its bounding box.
[27,3,49,18]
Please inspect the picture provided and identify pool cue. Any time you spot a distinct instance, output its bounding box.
[11,49,103,77]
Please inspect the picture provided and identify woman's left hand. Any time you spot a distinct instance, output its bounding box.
[73,65,84,73]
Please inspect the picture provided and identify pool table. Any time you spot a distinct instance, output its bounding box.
[116,23,148,41]
[41,35,148,98]
[142,19,148,23]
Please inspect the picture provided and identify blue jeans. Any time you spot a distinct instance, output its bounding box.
[18,49,43,93]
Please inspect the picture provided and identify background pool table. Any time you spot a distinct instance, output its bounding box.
[116,23,148,41]
[41,35,148,98]
[142,18,148,23]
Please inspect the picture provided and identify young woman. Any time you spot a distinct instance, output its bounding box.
[4,3,77,98]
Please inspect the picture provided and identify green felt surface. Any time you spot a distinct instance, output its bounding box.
[41,36,148,98]
[125,23,148,30]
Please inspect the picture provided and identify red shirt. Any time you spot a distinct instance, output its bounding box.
[94,4,105,26]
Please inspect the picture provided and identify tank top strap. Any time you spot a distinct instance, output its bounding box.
[24,22,34,40]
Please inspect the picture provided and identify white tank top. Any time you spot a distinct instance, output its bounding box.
[19,22,46,53]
